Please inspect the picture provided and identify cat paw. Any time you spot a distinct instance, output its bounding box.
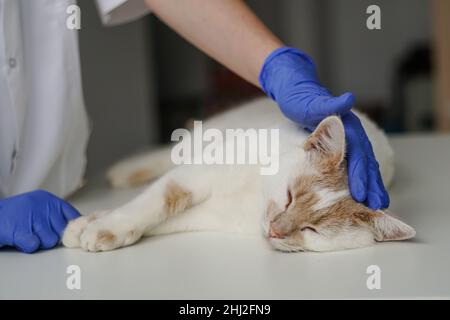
[62,210,110,248]
[79,215,143,252]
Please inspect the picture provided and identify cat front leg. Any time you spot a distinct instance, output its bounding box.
[64,165,214,252]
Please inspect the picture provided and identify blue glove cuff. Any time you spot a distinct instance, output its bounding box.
[259,46,319,100]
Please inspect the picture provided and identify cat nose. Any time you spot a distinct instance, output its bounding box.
[268,227,284,239]
[269,221,286,239]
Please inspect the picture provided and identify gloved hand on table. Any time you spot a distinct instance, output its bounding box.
[259,47,389,210]
[0,190,80,253]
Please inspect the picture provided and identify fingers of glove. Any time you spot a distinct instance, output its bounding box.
[49,207,69,238]
[346,145,369,203]
[344,113,390,209]
[361,135,390,209]
[312,92,355,120]
[61,201,81,221]
[33,216,60,249]
[365,157,390,210]
[342,114,368,203]
[366,182,382,210]
[35,229,59,249]
[13,232,41,253]
[378,174,390,209]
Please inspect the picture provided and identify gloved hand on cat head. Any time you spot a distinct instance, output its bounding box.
[0,190,80,253]
[259,47,389,210]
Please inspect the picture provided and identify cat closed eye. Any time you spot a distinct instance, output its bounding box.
[301,226,318,233]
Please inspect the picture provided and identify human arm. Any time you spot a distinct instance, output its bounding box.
[144,0,281,87]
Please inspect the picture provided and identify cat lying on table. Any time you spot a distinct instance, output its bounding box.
[63,97,415,252]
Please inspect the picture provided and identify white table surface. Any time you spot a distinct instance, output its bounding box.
[1,134,450,299]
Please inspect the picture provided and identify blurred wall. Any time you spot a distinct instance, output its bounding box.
[324,0,431,106]
[279,0,431,106]
[78,0,158,178]
[279,0,324,78]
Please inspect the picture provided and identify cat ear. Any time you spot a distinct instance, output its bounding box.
[304,116,346,167]
[371,211,416,241]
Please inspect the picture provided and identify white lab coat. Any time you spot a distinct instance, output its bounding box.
[0,0,150,199]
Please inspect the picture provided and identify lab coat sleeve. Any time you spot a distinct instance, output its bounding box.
[96,0,151,26]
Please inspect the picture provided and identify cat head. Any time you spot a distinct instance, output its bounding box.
[264,116,415,252]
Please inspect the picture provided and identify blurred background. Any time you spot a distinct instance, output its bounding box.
[77,0,449,178]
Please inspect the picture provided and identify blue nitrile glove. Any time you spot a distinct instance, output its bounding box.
[259,47,389,209]
[0,190,80,253]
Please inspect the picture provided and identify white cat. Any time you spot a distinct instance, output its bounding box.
[63,98,415,252]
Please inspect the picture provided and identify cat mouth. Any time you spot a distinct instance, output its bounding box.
[269,238,303,252]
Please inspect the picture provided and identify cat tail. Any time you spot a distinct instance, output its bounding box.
[106,145,175,188]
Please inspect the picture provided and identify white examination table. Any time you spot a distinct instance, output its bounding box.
[1,134,450,299]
